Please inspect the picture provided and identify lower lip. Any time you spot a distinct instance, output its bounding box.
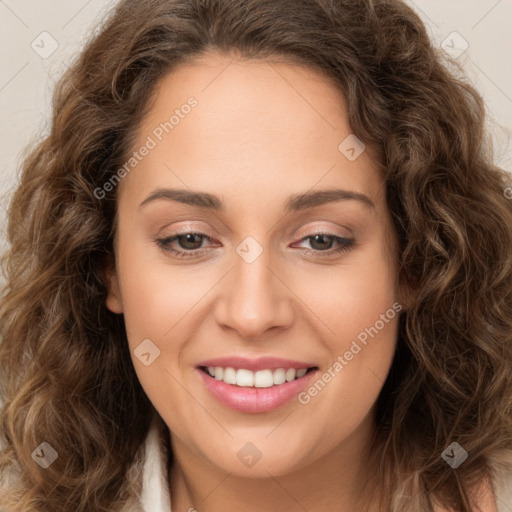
[196,368,318,413]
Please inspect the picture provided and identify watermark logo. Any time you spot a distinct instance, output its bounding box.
[441,442,468,469]
[237,442,262,468]
[236,236,264,264]
[338,134,366,161]
[31,31,59,59]
[31,442,58,469]
[441,31,469,59]
[134,338,161,366]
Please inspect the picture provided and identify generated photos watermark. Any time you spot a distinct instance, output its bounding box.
[298,301,403,405]
[93,96,198,200]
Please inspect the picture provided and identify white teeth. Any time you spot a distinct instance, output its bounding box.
[223,367,237,385]
[273,368,286,385]
[254,369,274,388]
[236,368,254,387]
[285,368,296,382]
[204,366,312,387]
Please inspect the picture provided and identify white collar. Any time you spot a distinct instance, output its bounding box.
[140,414,172,512]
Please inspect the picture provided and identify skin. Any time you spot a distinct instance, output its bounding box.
[104,50,411,511]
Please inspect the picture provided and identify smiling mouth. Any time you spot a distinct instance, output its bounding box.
[198,365,318,388]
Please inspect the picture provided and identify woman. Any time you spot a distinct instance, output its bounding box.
[1,0,511,510]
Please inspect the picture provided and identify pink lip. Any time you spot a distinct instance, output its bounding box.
[196,356,316,372]
[196,367,319,413]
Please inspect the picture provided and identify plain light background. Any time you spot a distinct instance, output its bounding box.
[0,0,511,277]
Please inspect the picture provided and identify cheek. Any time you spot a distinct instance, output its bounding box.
[116,239,208,344]
[114,240,203,422]
[297,235,398,346]
[298,306,399,456]
[295,236,399,422]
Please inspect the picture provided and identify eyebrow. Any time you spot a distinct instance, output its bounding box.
[139,187,375,212]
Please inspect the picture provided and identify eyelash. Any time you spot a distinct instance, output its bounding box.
[155,230,356,259]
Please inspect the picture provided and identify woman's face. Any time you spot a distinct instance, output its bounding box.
[105,51,402,478]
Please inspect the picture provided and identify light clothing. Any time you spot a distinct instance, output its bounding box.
[139,414,172,512]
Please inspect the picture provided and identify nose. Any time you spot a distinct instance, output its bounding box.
[213,244,294,339]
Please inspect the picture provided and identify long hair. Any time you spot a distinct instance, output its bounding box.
[1,0,512,510]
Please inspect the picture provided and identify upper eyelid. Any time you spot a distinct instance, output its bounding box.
[159,227,350,241]
[159,219,353,237]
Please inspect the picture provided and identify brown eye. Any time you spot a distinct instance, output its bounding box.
[174,233,205,250]
[156,231,213,258]
[292,232,356,256]
[307,234,337,251]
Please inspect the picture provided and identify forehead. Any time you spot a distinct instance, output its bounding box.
[120,51,385,214]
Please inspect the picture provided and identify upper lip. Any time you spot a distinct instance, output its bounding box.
[196,356,318,372]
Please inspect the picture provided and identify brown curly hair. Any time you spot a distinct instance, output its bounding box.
[1,0,512,510]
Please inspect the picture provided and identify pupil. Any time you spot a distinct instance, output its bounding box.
[180,233,201,249]
[311,234,332,250]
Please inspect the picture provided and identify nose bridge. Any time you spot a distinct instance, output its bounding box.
[213,235,293,337]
